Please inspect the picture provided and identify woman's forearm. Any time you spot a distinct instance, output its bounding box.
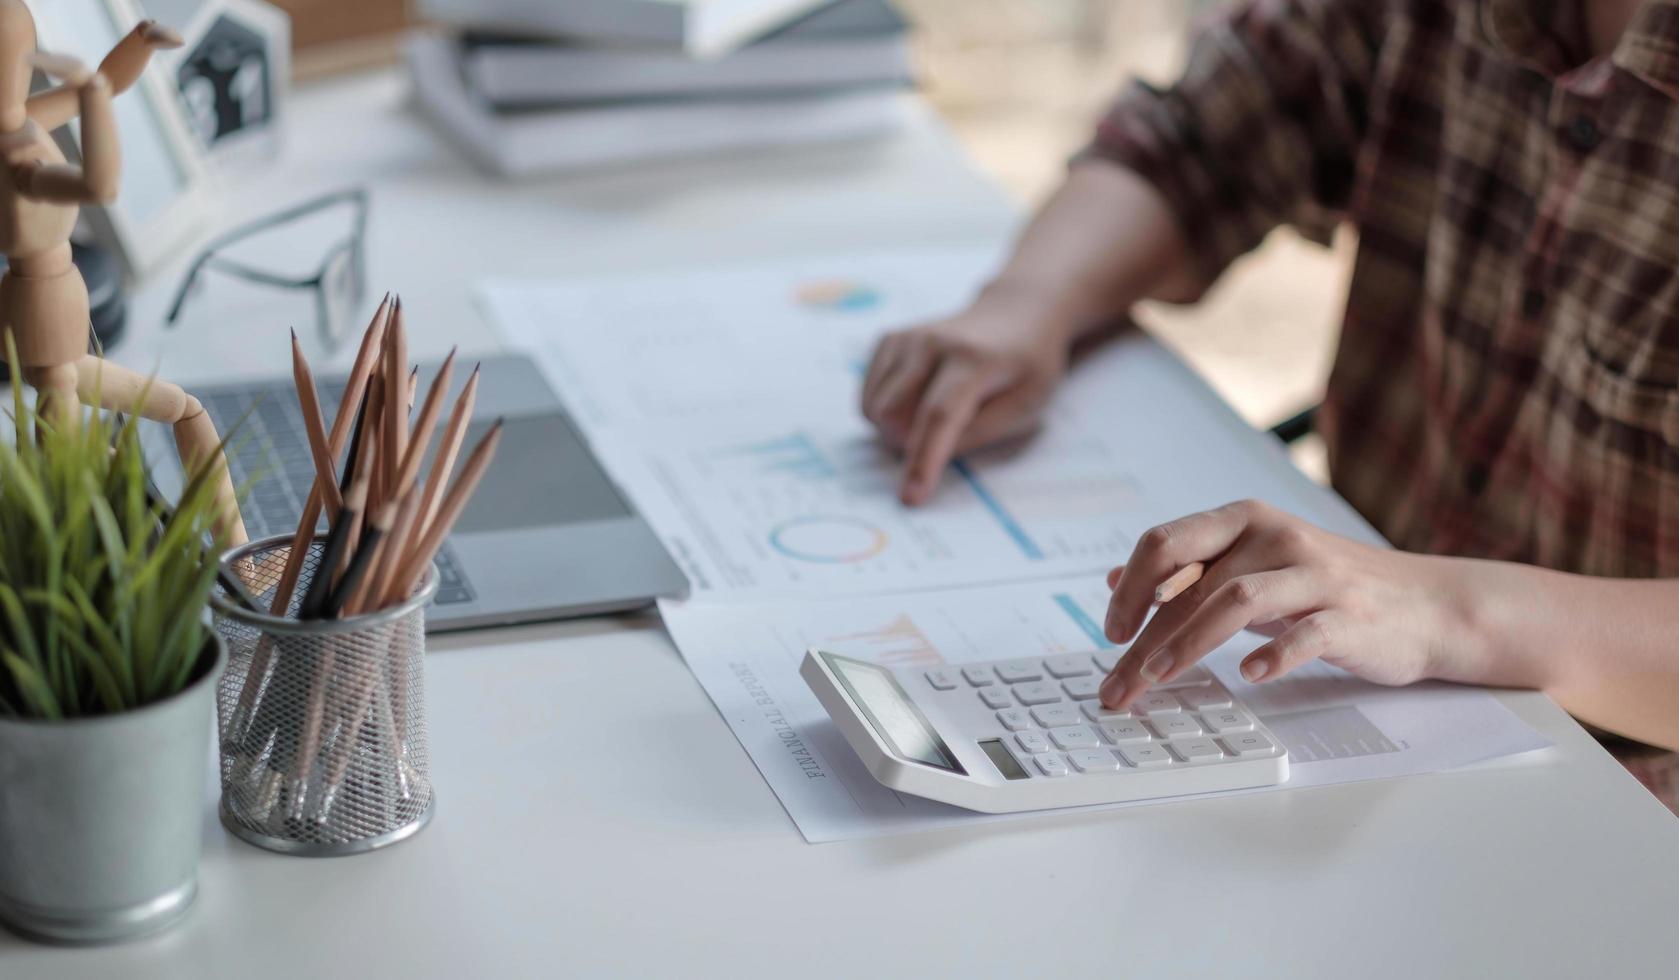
[981,163,1199,346]
[1450,559,1679,749]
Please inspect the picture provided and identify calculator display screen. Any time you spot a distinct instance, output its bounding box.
[825,654,964,775]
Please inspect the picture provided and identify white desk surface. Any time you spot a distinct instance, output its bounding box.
[7,69,1679,980]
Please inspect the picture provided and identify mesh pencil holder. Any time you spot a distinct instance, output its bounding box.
[210,534,439,856]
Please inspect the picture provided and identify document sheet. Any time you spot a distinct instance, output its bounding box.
[659,584,1551,842]
[484,245,1552,841]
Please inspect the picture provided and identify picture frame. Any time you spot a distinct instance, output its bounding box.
[155,0,290,162]
[27,0,219,281]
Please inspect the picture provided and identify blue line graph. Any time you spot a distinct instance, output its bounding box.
[716,432,836,480]
[1053,593,1115,649]
[951,459,1044,560]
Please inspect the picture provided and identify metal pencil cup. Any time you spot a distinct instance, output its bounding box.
[210,534,439,856]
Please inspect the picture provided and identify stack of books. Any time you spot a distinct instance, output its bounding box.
[407,0,915,178]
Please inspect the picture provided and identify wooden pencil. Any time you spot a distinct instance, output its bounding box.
[385,419,502,604]
[325,499,397,618]
[416,363,478,533]
[300,471,367,620]
[362,373,387,515]
[364,485,424,612]
[392,349,455,500]
[262,300,390,617]
[290,331,344,518]
[231,300,395,756]
[1155,562,1206,604]
[332,388,373,579]
[381,297,408,502]
[327,293,391,458]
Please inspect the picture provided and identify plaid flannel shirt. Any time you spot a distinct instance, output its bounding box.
[1091,0,1679,578]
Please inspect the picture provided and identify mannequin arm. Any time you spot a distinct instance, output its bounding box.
[25,20,181,131]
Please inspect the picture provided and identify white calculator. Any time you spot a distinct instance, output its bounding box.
[801,648,1288,813]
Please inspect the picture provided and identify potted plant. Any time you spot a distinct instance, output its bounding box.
[0,351,231,945]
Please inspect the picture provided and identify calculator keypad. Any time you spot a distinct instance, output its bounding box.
[1013,683,1061,706]
[1031,705,1083,728]
[1067,749,1121,773]
[1061,677,1102,700]
[910,652,1283,783]
[995,661,1044,683]
[1035,755,1071,777]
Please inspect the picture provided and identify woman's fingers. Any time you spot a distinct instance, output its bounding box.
[865,339,938,444]
[1100,567,1323,709]
[1103,501,1264,644]
[860,333,903,413]
[1116,547,1271,672]
[1238,612,1339,683]
[899,360,1001,504]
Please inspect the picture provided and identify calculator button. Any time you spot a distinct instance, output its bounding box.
[1083,702,1132,723]
[1031,705,1083,728]
[1222,731,1278,757]
[1067,748,1121,773]
[996,709,1033,731]
[1093,650,1121,673]
[1202,708,1256,734]
[1044,654,1095,678]
[995,660,1044,683]
[1049,725,1101,750]
[925,668,958,691]
[1118,744,1174,768]
[1178,686,1234,710]
[1136,692,1183,716]
[978,688,1014,710]
[1171,738,1226,763]
[962,666,996,687]
[1016,732,1052,754]
[1097,720,1152,744]
[1013,682,1061,706]
[1036,754,1071,777]
[1061,676,1102,700]
[1154,665,1214,689]
[1152,715,1204,739]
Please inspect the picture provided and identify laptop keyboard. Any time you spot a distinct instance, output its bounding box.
[200,382,477,606]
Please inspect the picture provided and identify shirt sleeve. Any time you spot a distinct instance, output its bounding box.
[1084,0,1386,286]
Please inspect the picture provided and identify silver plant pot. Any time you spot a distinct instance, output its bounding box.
[0,633,225,945]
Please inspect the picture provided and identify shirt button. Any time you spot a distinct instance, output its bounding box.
[1567,115,1602,152]
[1522,288,1545,318]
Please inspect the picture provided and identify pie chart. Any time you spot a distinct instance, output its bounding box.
[794,279,881,312]
[768,516,888,563]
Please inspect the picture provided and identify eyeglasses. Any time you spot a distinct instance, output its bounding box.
[166,187,369,351]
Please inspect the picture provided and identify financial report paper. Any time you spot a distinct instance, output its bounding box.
[659,583,1551,842]
[487,247,1378,598]
[484,245,1551,840]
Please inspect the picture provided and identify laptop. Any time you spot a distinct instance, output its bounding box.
[148,354,689,631]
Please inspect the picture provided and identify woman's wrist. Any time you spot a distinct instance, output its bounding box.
[1434,556,1566,692]
[974,273,1123,349]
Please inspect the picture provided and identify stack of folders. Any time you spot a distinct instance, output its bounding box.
[407,0,916,178]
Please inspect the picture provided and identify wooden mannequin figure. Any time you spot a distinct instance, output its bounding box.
[0,1,246,545]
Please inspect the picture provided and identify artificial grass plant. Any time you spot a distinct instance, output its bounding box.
[0,340,230,720]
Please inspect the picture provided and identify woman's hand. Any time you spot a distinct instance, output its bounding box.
[1096,500,1516,710]
[861,283,1077,506]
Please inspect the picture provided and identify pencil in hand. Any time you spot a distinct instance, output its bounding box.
[1155,562,1206,604]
